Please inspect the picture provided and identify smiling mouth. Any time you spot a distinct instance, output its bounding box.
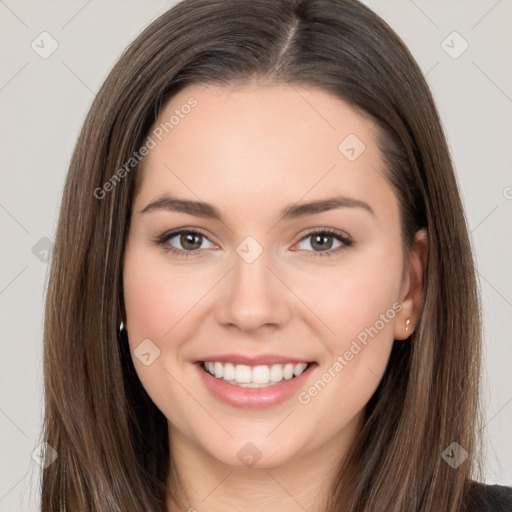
[199,361,312,388]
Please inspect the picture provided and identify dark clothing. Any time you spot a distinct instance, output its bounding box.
[464,481,512,511]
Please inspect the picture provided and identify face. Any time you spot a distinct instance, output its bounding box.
[123,82,422,469]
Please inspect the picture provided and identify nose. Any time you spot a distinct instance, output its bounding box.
[214,241,292,333]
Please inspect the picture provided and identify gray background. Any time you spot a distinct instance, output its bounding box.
[0,0,511,510]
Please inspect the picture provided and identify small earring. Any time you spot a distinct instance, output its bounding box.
[119,321,125,333]
[405,318,411,332]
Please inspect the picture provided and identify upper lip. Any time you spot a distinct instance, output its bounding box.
[195,353,313,366]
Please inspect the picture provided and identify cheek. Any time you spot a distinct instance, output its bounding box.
[337,270,400,347]
[294,248,403,422]
[122,244,222,406]
[295,246,402,412]
[293,249,403,350]
[122,245,205,429]
[123,245,206,344]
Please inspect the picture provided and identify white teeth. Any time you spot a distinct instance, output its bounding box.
[269,364,284,382]
[223,362,235,381]
[283,363,294,380]
[252,365,270,384]
[214,362,224,379]
[294,363,308,376]
[235,364,252,383]
[236,382,274,388]
[202,361,310,386]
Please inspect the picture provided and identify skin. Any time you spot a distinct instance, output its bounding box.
[123,82,427,512]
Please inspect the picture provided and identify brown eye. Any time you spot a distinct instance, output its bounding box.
[295,229,353,258]
[309,233,335,251]
[155,229,216,256]
[178,232,203,251]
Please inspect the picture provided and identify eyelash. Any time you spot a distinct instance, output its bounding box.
[153,227,353,259]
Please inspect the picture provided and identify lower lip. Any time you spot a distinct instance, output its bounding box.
[196,362,317,409]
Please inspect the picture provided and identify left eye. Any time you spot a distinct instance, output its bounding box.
[293,230,353,258]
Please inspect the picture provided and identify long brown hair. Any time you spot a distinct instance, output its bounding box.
[40,0,483,510]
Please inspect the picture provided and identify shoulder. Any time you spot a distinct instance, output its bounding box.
[462,480,512,512]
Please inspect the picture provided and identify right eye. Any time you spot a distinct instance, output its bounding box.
[154,229,217,257]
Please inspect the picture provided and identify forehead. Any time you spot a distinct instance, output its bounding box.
[134,82,397,226]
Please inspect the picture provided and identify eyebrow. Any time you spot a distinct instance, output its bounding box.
[139,194,374,220]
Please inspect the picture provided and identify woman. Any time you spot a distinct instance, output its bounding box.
[40,0,512,510]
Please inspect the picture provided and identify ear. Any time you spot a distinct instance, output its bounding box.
[394,228,428,340]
